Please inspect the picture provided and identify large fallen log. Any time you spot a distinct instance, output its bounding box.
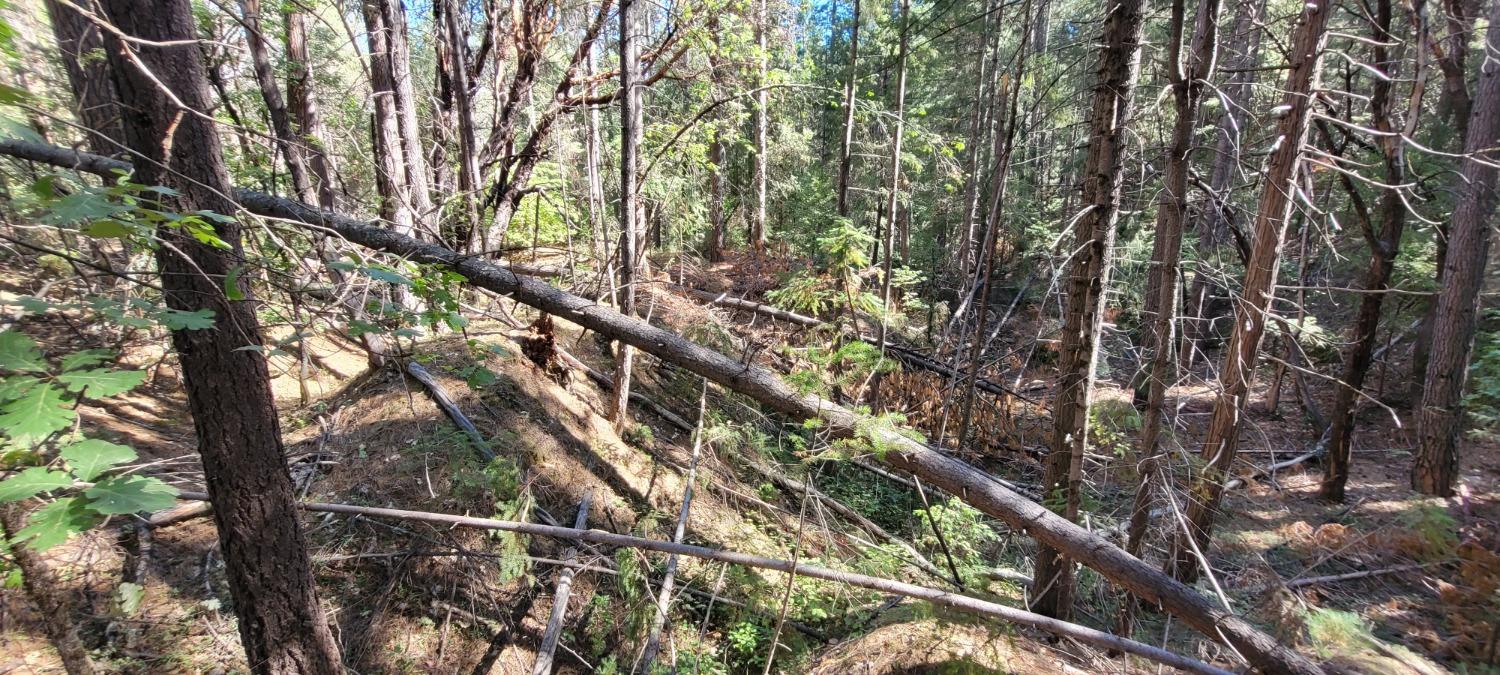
[171,490,1230,675]
[0,139,1322,675]
[675,285,1034,402]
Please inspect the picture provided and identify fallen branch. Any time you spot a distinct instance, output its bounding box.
[169,489,1231,675]
[532,494,592,675]
[0,139,1319,675]
[1283,563,1437,589]
[405,362,495,461]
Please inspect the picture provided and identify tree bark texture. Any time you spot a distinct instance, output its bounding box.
[1030,0,1148,621]
[94,2,343,670]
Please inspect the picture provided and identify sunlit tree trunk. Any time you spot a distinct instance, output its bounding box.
[751,0,769,250]
[612,0,643,428]
[1119,0,1221,637]
[285,7,336,210]
[99,0,343,670]
[1320,0,1426,501]
[1169,0,1331,582]
[877,0,910,349]
[1414,0,1500,496]
[238,0,312,201]
[1030,0,1147,620]
[835,0,861,219]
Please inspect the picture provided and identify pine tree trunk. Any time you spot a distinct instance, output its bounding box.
[612,0,643,428]
[285,7,337,210]
[705,27,728,261]
[751,0,770,249]
[835,0,860,219]
[97,1,343,670]
[1413,0,1500,496]
[379,0,436,236]
[443,0,482,242]
[2,506,95,675]
[363,0,416,239]
[1030,0,1147,620]
[877,0,910,348]
[1168,0,1331,583]
[1411,0,1476,400]
[43,0,122,153]
[239,0,312,201]
[1320,0,1424,501]
[1179,0,1264,370]
[1119,0,1221,637]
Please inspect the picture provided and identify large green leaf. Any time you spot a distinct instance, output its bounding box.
[13,497,96,551]
[0,331,46,373]
[57,368,146,398]
[59,349,114,372]
[157,308,215,331]
[84,475,178,515]
[0,376,39,402]
[0,467,73,502]
[0,384,75,441]
[60,439,136,482]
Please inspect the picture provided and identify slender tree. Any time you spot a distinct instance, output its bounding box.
[1030,0,1148,620]
[1413,0,1500,496]
[612,0,643,427]
[284,5,336,210]
[877,0,910,349]
[238,0,312,201]
[835,0,861,219]
[1320,0,1427,501]
[1169,0,1332,582]
[97,0,343,670]
[1120,0,1221,635]
[750,0,770,250]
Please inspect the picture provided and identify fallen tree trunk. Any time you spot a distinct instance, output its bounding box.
[676,284,1034,402]
[171,490,1230,675]
[405,362,495,461]
[0,139,1322,675]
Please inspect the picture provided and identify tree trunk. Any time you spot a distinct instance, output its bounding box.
[443,0,482,243]
[379,0,435,236]
[43,0,122,153]
[96,1,342,671]
[1320,0,1425,501]
[955,0,997,278]
[751,0,770,250]
[835,0,861,219]
[1180,0,1265,370]
[1030,0,1147,621]
[1120,0,1221,636]
[1411,0,1477,399]
[1168,0,1331,583]
[238,0,312,201]
[1413,0,1500,496]
[705,28,729,261]
[363,0,417,239]
[612,0,643,428]
[0,136,1336,675]
[284,6,337,210]
[877,0,910,349]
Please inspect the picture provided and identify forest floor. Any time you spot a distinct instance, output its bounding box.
[0,253,1496,674]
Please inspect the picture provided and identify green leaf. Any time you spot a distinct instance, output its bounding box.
[0,384,75,441]
[60,439,136,482]
[0,331,46,372]
[223,265,246,301]
[13,497,96,551]
[0,376,38,402]
[364,267,412,286]
[156,308,215,331]
[82,219,132,238]
[84,476,177,515]
[4,296,55,316]
[0,467,74,501]
[46,189,119,225]
[59,349,114,372]
[115,581,144,616]
[58,368,146,398]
